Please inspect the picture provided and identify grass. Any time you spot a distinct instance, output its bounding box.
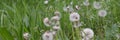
[0,0,120,40]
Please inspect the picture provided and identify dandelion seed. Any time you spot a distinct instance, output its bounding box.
[53,25,60,31]
[23,33,30,40]
[67,6,74,13]
[75,5,80,10]
[51,16,60,21]
[66,5,70,9]
[81,28,94,39]
[116,34,120,39]
[83,0,90,6]
[52,31,57,36]
[63,5,74,12]
[42,31,53,40]
[70,12,81,28]
[98,10,107,17]
[82,37,89,40]
[63,6,68,12]
[70,1,73,5]
[69,12,80,22]
[44,0,48,4]
[51,18,60,26]
[93,1,101,9]
[43,17,51,26]
[54,11,61,18]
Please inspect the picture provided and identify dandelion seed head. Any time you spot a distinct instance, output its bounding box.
[67,6,74,12]
[54,11,61,18]
[43,17,51,26]
[52,31,56,35]
[23,33,30,40]
[83,0,90,6]
[53,25,60,31]
[69,12,80,22]
[42,31,53,40]
[93,1,101,9]
[44,0,48,4]
[51,16,60,21]
[70,1,73,5]
[116,34,120,39]
[82,37,89,40]
[98,10,107,17]
[75,5,80,10]
[50,18,60,26]
[63,6,68,12]
[81,28,94,39]
[63,5,74,12]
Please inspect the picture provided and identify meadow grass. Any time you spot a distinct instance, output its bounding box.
[0,0,120,40]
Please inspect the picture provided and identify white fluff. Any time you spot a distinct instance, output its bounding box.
[63,6,68,12]
[51,16,60,21]
[52,31,56,35]
[82,37,89,40]
[42,31,53,40]
[44,0,48,4]
[81,28,94,39]
[23,33,30,40]
[63,5,74,12]
[69,12,80,22]
[50,17,60,26]
[93,1,101,9]
[43,17,51,26]
[54,11,61,18]
[83,0,89,6]
[53,25,60,31]
[75,5,80,10]
[98,10,107,17]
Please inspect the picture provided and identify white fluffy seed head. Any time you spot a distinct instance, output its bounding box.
[98,10,107,17]
[81,28,94,39]
[53,25,60,31]
[83,0,89,6]
[54,11,61,18]
[63,5,74,12]
[50,18,60,26]
[75,5,80,10]
[52,31,56,35]
[51,16,60,21]
[82,37,89,40]
[116,34,120,39]
[42,31,53,40]
[23,33,30,40]
[63,6,68,12]
[44,0,48,4]
[67,6,74,13]
[43,17,51,26]
[70,1,73,5]
[69,12,80,22]
[93,1,101,9]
